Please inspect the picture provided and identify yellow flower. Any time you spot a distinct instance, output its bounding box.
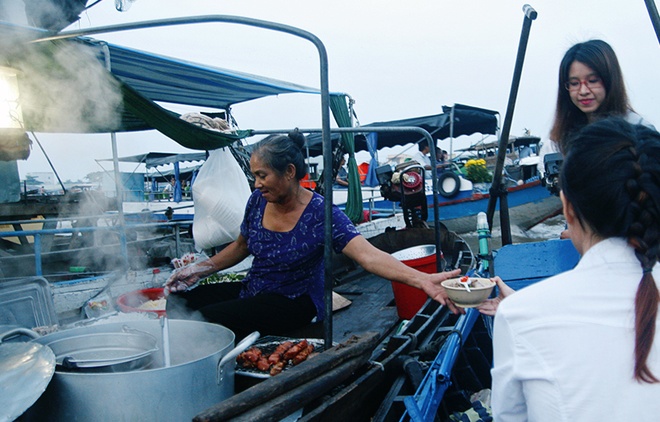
[465,158,491,183]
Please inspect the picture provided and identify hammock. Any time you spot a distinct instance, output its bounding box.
[120,81,251,151]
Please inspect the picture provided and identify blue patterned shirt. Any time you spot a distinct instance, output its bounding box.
[239,190,360,320]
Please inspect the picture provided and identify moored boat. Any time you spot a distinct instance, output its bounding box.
[323,114,563,234]
[0,5,593,421]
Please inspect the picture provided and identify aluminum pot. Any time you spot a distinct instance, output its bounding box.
[23,320,257,422]
[48,330,159,372]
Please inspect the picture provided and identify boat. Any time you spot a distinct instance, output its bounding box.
[0,12,485,420]
[207,3,660,420]
[96,151,206,221]
[320,115,563,234]
[0,6,587,422]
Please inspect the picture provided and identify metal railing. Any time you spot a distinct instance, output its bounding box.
[0,217,190,276]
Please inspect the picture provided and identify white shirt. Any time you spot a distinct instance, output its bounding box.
[412,150,432,179]
[492,238,660,422]
[538,111,656,177]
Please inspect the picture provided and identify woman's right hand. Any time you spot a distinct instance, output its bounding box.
[477,276,515,316]
[165,261,213,293]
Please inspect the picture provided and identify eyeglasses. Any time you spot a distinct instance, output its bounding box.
[564,77,603,92]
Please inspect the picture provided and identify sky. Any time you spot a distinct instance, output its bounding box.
[14,0,660,182]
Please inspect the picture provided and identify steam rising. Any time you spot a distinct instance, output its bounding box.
[14,40,124,133]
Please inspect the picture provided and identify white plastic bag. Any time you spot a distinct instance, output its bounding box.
[193,147,251,249]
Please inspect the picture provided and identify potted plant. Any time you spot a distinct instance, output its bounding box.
[465,159,492,193]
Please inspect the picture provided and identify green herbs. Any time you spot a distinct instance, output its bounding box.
[199,272,246,285]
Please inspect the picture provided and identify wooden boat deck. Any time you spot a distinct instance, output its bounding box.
[333,271,399,343]
[283,268,400,344]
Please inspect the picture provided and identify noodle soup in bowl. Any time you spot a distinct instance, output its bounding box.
[441,277,495,308]
[117,287,167,317]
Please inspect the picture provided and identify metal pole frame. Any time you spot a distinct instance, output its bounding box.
[33,15,334,347]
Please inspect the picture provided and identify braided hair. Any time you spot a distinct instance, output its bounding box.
[251,129,308,180]
[560,117,660,383]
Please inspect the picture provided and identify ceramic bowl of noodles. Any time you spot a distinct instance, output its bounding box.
[441,277,495,308]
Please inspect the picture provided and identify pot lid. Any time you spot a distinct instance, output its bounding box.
[391,244,436,261]
[0,276,58,329]
[0,341,55,421]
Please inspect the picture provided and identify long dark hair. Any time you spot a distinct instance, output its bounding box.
[251,129,308,180]
[560,117,660,383]
[550,40,631,151]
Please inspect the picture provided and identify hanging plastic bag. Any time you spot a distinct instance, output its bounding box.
[193,147,251,250]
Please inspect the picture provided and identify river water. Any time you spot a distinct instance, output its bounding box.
[458,214,567,257]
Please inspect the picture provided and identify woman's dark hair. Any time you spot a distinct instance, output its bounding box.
[550,40,631,151]
[560,117,660,383]
[251,128,308,180]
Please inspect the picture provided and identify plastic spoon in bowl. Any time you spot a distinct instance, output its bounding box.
[460,276,472,293]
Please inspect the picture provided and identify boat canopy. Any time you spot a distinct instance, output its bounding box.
[0,22,342,138]
[304,104,499,156]
[96,152,207,168]
[0,21,360,214]
[456,135,541,153]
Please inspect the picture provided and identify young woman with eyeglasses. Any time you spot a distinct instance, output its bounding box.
[537,39,655,239]
[547,39,654,154]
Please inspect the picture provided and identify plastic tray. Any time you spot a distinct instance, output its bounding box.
[0,277,58,329]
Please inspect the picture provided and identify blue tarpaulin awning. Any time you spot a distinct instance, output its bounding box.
[0,22,345,135]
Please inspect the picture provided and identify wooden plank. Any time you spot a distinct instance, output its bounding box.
[332,273,399,343]
[194,332,381,422]
[299,335,414,421]
[231,356,368,422]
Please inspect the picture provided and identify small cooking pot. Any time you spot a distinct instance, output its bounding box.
[2,326,159,373]
[21,320,258,421]
[46,329,159,372]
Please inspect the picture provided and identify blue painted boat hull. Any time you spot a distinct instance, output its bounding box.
[359,180,562,233]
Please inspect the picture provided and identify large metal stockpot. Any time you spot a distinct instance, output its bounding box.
[23,320,253,422]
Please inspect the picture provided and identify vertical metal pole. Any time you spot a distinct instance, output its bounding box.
[485,4,537,245]
[449,105,455,159]
[34,233,42,276]
[101,43,129,265]
[427,130,443,272]
[644,0,660,45]
[175,224,181,258]
[318,47,334,351]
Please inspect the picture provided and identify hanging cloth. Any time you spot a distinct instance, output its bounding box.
[363,132,380,187]
[329,95,363,224]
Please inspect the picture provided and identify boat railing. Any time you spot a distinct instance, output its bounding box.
[360,187,399,221]
[0,215,191,277]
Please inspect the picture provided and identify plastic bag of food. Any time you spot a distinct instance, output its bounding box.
[192,147,251,249]
[168,252,214,292]
[170,251,207,269]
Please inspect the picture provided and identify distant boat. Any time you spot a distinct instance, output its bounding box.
[94,152,204,222]
[333,134,562,233]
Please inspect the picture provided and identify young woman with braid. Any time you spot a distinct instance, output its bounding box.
[490,118,660,421]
